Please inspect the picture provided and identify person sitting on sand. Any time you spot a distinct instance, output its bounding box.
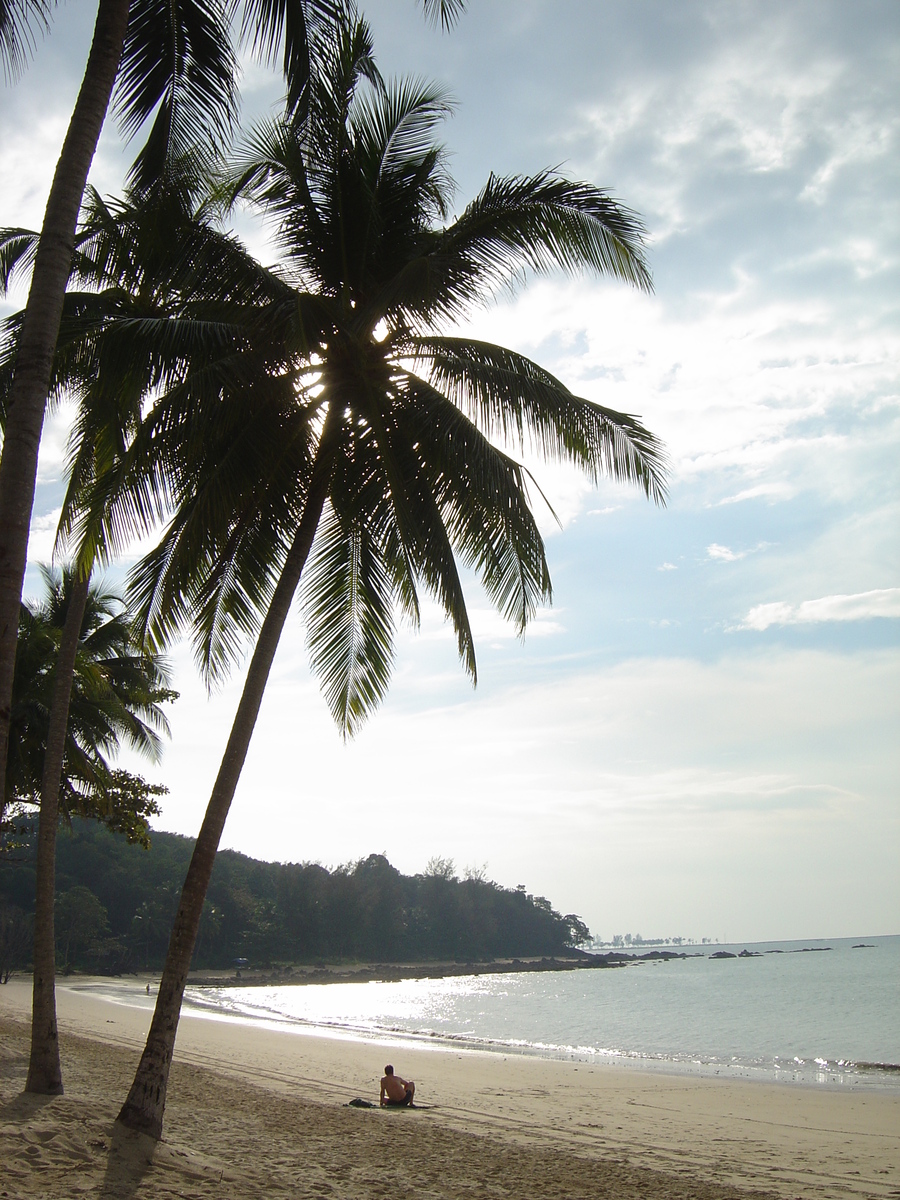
[380,1064,415,1107]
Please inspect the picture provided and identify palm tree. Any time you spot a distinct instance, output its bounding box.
[41,10,665,1136]
[7,564,173,825]
[0,134,303,1090]
[7,563,173,1086]
[0,0,466,836]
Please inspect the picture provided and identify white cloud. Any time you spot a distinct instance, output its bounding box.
[452,606,564,642]
[658,562,677,572]
[450,276,900,525]
[740,587,900,631]
[0,116,72,294]
[570,5,898,234]
[34,404,75,485]
[799,105,899,206]
[26,508,62,564]
[706,542,770,563]
[715,482,795,506]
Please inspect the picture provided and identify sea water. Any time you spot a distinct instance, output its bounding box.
[175,934,899,1091]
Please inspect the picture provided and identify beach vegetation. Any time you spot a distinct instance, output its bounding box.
[4,566,173,842]
[55,884,109,972]
[425,856,458,881]
[0,820,590,969]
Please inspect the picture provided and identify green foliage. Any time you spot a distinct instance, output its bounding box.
[425,855,457,881]
[0,820,590,970]
[83,769,168,849]
[0,899,30,982]
[55,884,109,970]
[3,565,174,845]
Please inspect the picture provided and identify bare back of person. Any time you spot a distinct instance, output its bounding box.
[380,1064,415,1107]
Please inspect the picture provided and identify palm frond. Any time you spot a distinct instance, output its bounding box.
[302,503,395,736]
[417,172,652,323]
[122,374,315,679]
[352,76,454,190]
[348,392,477,679]
[0,226,39,294]
[0,0,52,82]
[239,0,340,119]
[9,563,174,814]
[417,0,466,29]
[399,376,552,633]
[116,0,238,190]
[407,336,668,502]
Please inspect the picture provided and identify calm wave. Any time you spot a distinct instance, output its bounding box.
[177,934,899,1091]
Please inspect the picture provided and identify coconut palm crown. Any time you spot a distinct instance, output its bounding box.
[60,16,665,739]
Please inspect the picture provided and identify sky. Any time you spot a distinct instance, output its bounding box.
[2,1,898,943]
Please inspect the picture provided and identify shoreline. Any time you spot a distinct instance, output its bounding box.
[101,934,884,990]
[181,949,686,989]
[66,968,900,1092]
[2,976,899,1199]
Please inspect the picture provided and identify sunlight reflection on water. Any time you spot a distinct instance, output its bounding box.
[173,935,900,1090]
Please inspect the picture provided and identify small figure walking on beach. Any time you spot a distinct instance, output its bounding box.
[380,1064,415,1107]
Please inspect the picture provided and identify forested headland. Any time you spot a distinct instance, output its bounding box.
[0,820,589,977]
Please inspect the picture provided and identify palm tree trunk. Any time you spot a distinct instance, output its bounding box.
[0,0,129,804]
[117,404,340,1139]
[25,569,91,1095]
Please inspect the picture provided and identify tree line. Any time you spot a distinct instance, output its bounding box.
[0,818,590,974]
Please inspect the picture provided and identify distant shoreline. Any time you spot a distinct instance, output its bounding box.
[49,939,877,991]
[183,948,701,989]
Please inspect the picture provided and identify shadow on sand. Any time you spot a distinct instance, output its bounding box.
[98,1121,157,1200]
[0,1090,59,1124]
[98,1119,230,1198]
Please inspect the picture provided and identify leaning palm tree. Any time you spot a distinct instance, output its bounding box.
[2,0,451,1096]
[5,134,267,1086]
[0,126,302,1084]
[48,12,665,1138]
[1,16,232,1072]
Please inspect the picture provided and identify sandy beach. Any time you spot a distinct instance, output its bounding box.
[1,976,898,1199]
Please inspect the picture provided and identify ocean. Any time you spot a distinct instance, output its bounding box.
[170,934,900,1092]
